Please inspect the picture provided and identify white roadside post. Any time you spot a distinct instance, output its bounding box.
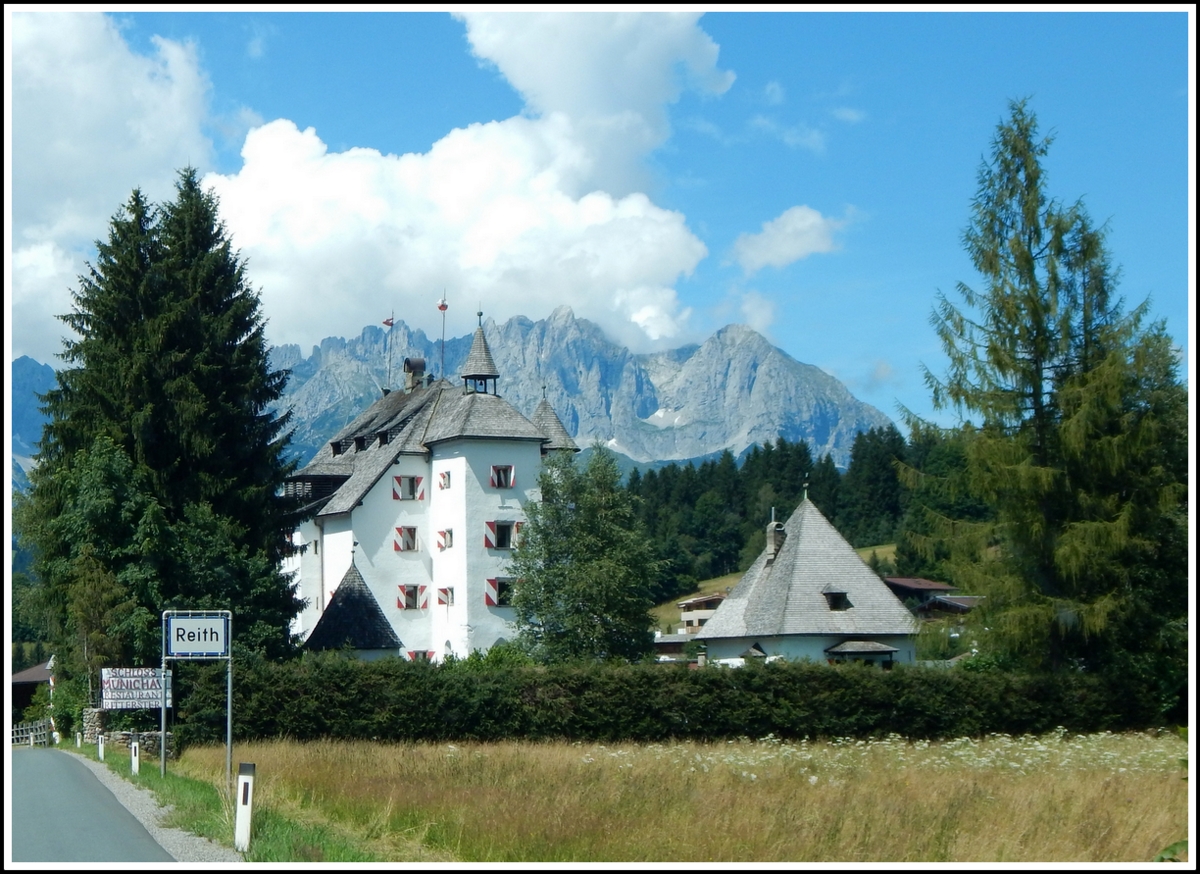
[98,733,105,761]
[234,763,256,852]
[76,732,82,748]
[131,733,140,775]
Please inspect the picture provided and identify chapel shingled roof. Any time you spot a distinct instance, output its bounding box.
[304,563,402,652]
[697,498,918,641]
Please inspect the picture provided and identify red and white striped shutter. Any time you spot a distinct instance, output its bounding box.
[437,530,446,550]
[484,577,498,607]
[489,466,497,488]
[415,477,424,500]
[407,650,419,661]
[484,520,496,549]
[393,476,402,500]
[438,471,449,489]
[397,585,407,610]
[510,466,516,488]
[426,650,436,661]
[394,528,403,552]
[437,587,451,605]
[418,585,429,609]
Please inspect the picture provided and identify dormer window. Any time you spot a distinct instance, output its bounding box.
[330,441,343,456]
[378,431,390,446]
[354,436,367,452]
[824,591,852,611]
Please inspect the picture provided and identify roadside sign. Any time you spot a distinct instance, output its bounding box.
[101,668,172,710]
[161,609,233,791]
[164,612,230,658]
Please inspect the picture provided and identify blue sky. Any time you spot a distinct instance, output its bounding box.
[7,9,1193,427]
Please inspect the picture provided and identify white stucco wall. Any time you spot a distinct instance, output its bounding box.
[704,634,916,666]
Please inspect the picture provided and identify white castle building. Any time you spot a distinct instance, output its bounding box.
[282,319,577,661]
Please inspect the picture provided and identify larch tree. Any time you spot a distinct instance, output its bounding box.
[916,99,1187,693]
[15,169,304,676]
[508,447,659,663]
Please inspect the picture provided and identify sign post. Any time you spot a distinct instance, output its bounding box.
[162,610,232,791]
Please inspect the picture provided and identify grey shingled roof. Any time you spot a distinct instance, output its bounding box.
[304,563,402,651]
[531,398,579,452]
[422,389,548,446]
[289,376,563,518]
[825,640,900,655]
[461,325,499,379]
[697,498,918,641]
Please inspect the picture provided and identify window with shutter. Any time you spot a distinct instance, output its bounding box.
[437,587,454,606]
[394,526,418,551]
[490,465,514,488]
[438,470,451,490]
[398,584,419,609]
[437,529,453,550]
[393,476,424,500]
[485,521,515,550]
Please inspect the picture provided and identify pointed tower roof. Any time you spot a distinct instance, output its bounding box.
[305,563,403,652]
[461,322,499,381]
[698,498,917,641]
[531,397,579,452]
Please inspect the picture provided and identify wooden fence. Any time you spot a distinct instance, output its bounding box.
[11,719,53,747]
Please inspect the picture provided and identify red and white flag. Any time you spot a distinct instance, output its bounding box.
[382,317,394,327]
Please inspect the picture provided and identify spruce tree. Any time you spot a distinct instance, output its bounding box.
[917,99,1187,683]
[15,169,303,669]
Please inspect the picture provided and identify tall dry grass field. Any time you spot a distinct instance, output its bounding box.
[178,730,1187,862]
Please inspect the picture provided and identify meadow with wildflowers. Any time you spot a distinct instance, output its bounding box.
[177,728,1187,862]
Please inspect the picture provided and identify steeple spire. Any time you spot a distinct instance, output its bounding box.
[461,312,499,394]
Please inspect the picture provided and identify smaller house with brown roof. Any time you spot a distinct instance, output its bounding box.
[697,498,917,666]
[883,577,959,609]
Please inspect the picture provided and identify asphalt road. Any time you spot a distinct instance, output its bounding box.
[10,746,175,863]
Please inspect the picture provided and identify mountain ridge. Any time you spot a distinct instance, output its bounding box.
[10,310,893,482]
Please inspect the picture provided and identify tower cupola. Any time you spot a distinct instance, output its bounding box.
[461,311,500,394]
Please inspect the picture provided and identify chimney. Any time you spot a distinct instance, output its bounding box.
[765,520,786,564]
[403,357,426,393]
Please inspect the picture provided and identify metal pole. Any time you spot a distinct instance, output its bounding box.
[226,642,233,798]
[161,652,168,777]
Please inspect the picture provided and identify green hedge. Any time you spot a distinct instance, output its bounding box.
[171,654,1170,747]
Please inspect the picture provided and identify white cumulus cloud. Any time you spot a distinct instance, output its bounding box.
[205,116,708,353]
[10,10,215,362]
[11,11,735,364]
[456,10,733,196]
[732,205,843,275]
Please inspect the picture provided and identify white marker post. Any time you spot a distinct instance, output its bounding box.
[98,733,105,761]
[234,762,256,852]
[76,732,82,748]
[131,733,140,775]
